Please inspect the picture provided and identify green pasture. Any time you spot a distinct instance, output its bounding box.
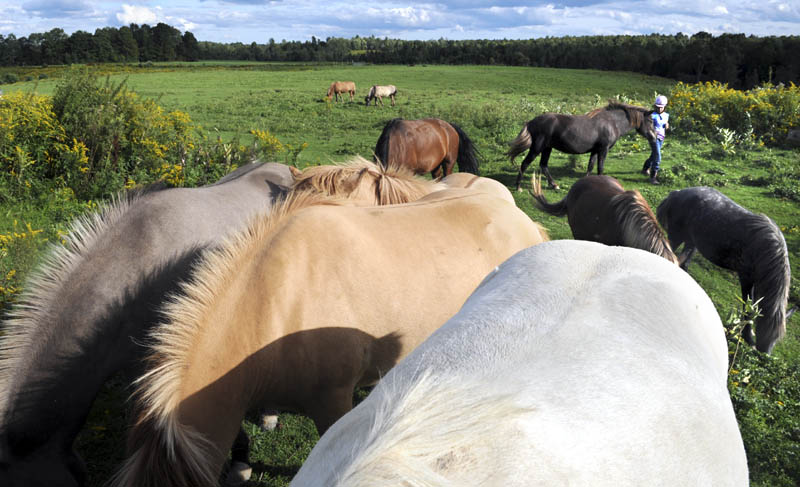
[3,63,799,486]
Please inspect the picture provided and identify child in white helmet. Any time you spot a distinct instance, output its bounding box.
[641,95,669,184]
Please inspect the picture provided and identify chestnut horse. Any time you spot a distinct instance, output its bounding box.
[112,189,548,487]
[507,102,656,190]
[530,174,678,264]
[0,162,294,487]
[374,118,480,179]
[326,81,356,102]
[364,85,397,106]
[292,241,748,486]
[657,186,794,353]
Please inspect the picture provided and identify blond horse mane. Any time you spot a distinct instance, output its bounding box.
[0,184,166,420]
[335,371,531,487]
[112,190,346,487]
[292,156,444,205]
[610,190,679,264]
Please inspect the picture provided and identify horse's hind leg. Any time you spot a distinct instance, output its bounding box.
[677,245,696,271]
[539,147,560,190]
[225,427,253,485]
[514,148,541,191]
[307,385,357,435]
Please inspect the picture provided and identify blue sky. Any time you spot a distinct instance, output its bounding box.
[1,1,798,43]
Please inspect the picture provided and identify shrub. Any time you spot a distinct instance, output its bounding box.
[1,73,19,84]
[670,81,800,147]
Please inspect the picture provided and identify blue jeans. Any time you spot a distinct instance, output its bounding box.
[644,138,663,172]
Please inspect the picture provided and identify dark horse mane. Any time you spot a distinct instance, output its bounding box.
[373,118,404,167]
[610,190,679,264]
[586,101,651,130]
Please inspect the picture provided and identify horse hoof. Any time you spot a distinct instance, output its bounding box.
[225,461,252,485]
[549,184,560,190]
[260,412,279,431]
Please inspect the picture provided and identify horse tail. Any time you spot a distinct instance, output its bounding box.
[111,412,219,487]
[374,118,403,167]
[506,122,532,163]
[449,122,481,175]
[612,190,679,265]
[528,172,568,217]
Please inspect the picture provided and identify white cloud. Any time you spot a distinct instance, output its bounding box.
[116,4,158,25]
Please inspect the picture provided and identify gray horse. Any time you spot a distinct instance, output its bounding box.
[0,162,294,487]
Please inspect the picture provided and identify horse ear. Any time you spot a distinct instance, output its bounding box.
[289,166,303,178]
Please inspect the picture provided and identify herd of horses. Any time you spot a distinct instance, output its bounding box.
[326,81,397,106]
[0,100,794,487]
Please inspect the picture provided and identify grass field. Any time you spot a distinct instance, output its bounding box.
[3,63,799,486]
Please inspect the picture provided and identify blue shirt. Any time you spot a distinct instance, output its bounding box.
[652,112,669,140]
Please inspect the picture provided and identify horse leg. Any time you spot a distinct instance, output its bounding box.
[597,148,609,175]
[225,427,253,485]
[586,152,597,176]
[539,147,559,190]
[307,386,357,435]
[390,94,396,106]
[378,96,384,106]
[677,245,696,271]
[431,163,444,180]
[514,148,541,191]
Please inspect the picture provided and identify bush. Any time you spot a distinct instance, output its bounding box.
[1,73,19,84]
[670,81,800,147]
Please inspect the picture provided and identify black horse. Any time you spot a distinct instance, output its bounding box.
[656,186,795,354]
[507,102,656,191]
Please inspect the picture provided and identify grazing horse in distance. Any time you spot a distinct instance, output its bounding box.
[112,188,549,487]
[291,241,749,487]
[530,174,678,264]
[364,85,397,106]
[0,162,295,487]
[657,186,794,353]
[374,118,481,179]
[327,81,356,102]
[507,102,656,190]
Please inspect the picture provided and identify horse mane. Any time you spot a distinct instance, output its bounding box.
[743,213,791,349]
[373,118,404,167]
[610,190,679,264]
[292,156,443,205]
[0,183,167,421]
[335,372,530,487]
[113,190,346,487]
[367,85,376,98]
[587,101,650,129]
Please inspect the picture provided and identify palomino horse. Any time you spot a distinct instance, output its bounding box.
[507,102,656,190]
[326,81,356,102]
[0,162,294,487]
[374,118,481,179]
[657,186,794,354]
[291,241,749,487]
[530,174,678,264]
[290,156,446,205]
[364,85,397,106]
[112,188,549,487]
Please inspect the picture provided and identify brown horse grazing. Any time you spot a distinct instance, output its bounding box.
[530,174,679,264]
[326,81,356,102]
[507,102,656,190]
[374,118,481,179]
[290,156,445,205]
[112,189,549,487]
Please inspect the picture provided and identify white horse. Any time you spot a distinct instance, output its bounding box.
[364,84,397,106]
[291,240,748,487]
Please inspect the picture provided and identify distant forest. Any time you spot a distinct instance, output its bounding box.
[2,22,798,89]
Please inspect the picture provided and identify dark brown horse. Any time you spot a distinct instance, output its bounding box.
[530,174,679,264]
[373,118,480,179]
[507,102,656,190]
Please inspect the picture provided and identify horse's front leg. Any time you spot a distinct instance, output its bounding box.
[390,94,396,106]
[378,96,384,106]
[431,163,444,180]
[225,427,253,485]
[677,245,696,271]
[596,148,609,175]
[586,152,597,175]
[306,385,357,435]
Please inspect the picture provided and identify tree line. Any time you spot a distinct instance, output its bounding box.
[2,24,798,89]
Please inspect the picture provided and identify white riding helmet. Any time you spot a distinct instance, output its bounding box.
[655,95,668,107]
